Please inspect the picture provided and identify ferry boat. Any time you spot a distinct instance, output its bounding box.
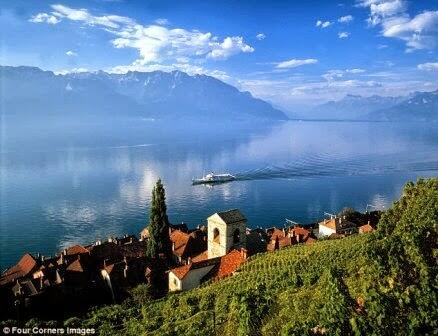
[192,172,236,185]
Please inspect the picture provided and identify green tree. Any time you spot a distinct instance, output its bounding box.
[146,179,172,259]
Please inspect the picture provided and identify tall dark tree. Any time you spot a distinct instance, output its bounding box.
[146,179,172,259]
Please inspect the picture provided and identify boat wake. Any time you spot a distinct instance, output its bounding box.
[231,152,438,182]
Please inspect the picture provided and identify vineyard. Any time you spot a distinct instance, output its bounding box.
[79,178,437,336]
[17,178,436,335]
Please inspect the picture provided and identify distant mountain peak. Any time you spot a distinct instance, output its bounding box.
[1,65,288,121]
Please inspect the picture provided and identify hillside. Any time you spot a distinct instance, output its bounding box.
[0,66,288,121]
[70,178,437,335]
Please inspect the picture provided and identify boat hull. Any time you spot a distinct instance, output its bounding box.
[192,175,236,185]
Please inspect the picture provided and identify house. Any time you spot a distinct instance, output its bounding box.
[318,216,356,237]
[358,222,375,234]
[168,209,248,292]
[168,249,247,292]
[266,226,313,251]
[0,254,39,286]
[170,229,207,264]
[168,257,220,292]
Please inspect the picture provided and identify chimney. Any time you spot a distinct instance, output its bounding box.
[367,220,370,225]
[240,248,248,260]
[172,242,176,251]
[41,255,45,262]
[63,249,67,256]
[130,237,133,244]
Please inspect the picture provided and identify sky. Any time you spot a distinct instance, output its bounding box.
[0,0,437,111]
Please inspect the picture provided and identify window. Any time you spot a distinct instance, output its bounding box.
[233,228,240,244]
[213,228,220,243]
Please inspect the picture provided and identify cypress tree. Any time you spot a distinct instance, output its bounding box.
[146,179,172,259]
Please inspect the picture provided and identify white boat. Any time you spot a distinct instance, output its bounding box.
[192,172,236,185]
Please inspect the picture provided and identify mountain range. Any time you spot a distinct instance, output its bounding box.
[1,66,436,122]
[0,66,288,121]
[304,90,437,121]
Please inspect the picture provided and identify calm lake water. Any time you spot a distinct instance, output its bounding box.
[1,119,437,268]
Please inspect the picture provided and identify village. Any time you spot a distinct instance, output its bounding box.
[0,195,379,322]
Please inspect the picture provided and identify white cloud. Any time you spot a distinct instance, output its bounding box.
[382,11,438,51]
[316,20,332,28]
[256,33,266,40]
[417,62,438,71]
[207,36,254,60]
[338,31,350,38]
[323,68,366,81]
[357,0,438,51]
[346,68,366,73]
[29,13,61,24]
[338,15,354,23]
[275,58,318,69]
[50,4,135,28]
[154,18,169,25]
[66,50,77,57]
[31,4,254,66]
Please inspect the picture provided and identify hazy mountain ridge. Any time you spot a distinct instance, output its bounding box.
[0,66,288,121]
[306,91,437,121]
[366,90,438,121]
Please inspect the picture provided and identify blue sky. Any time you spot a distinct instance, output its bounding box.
[0,0,437,110]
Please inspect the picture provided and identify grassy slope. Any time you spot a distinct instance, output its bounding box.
[83,178,437,336]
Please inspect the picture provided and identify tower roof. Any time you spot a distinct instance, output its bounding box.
[214,209,246,224]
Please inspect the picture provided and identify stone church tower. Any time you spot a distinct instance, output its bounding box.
[207,209,247,259]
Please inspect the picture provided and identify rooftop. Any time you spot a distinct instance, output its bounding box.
[216,209,246,224]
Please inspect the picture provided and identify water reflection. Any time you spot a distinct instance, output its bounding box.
[1,120,437,267]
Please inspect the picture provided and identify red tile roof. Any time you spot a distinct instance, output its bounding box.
[65,245,89,256]
[359,224,374,233]
[170,230,191,257]
[170,257,221,280]
[170,229,206,259]
[305,237,317,245]
[0,254,38,286]
[290,227,310,238]
[192,251,209,262]
[171,264,192,280]
[213,249,246,279]
[270,228,285,241]
[66,259,85,273]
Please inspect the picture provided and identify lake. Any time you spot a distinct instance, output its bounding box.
[1,119,437,268]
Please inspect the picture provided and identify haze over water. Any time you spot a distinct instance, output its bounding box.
[1,119,437,268]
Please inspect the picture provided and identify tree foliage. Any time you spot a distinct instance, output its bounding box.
[146,179,172,259]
